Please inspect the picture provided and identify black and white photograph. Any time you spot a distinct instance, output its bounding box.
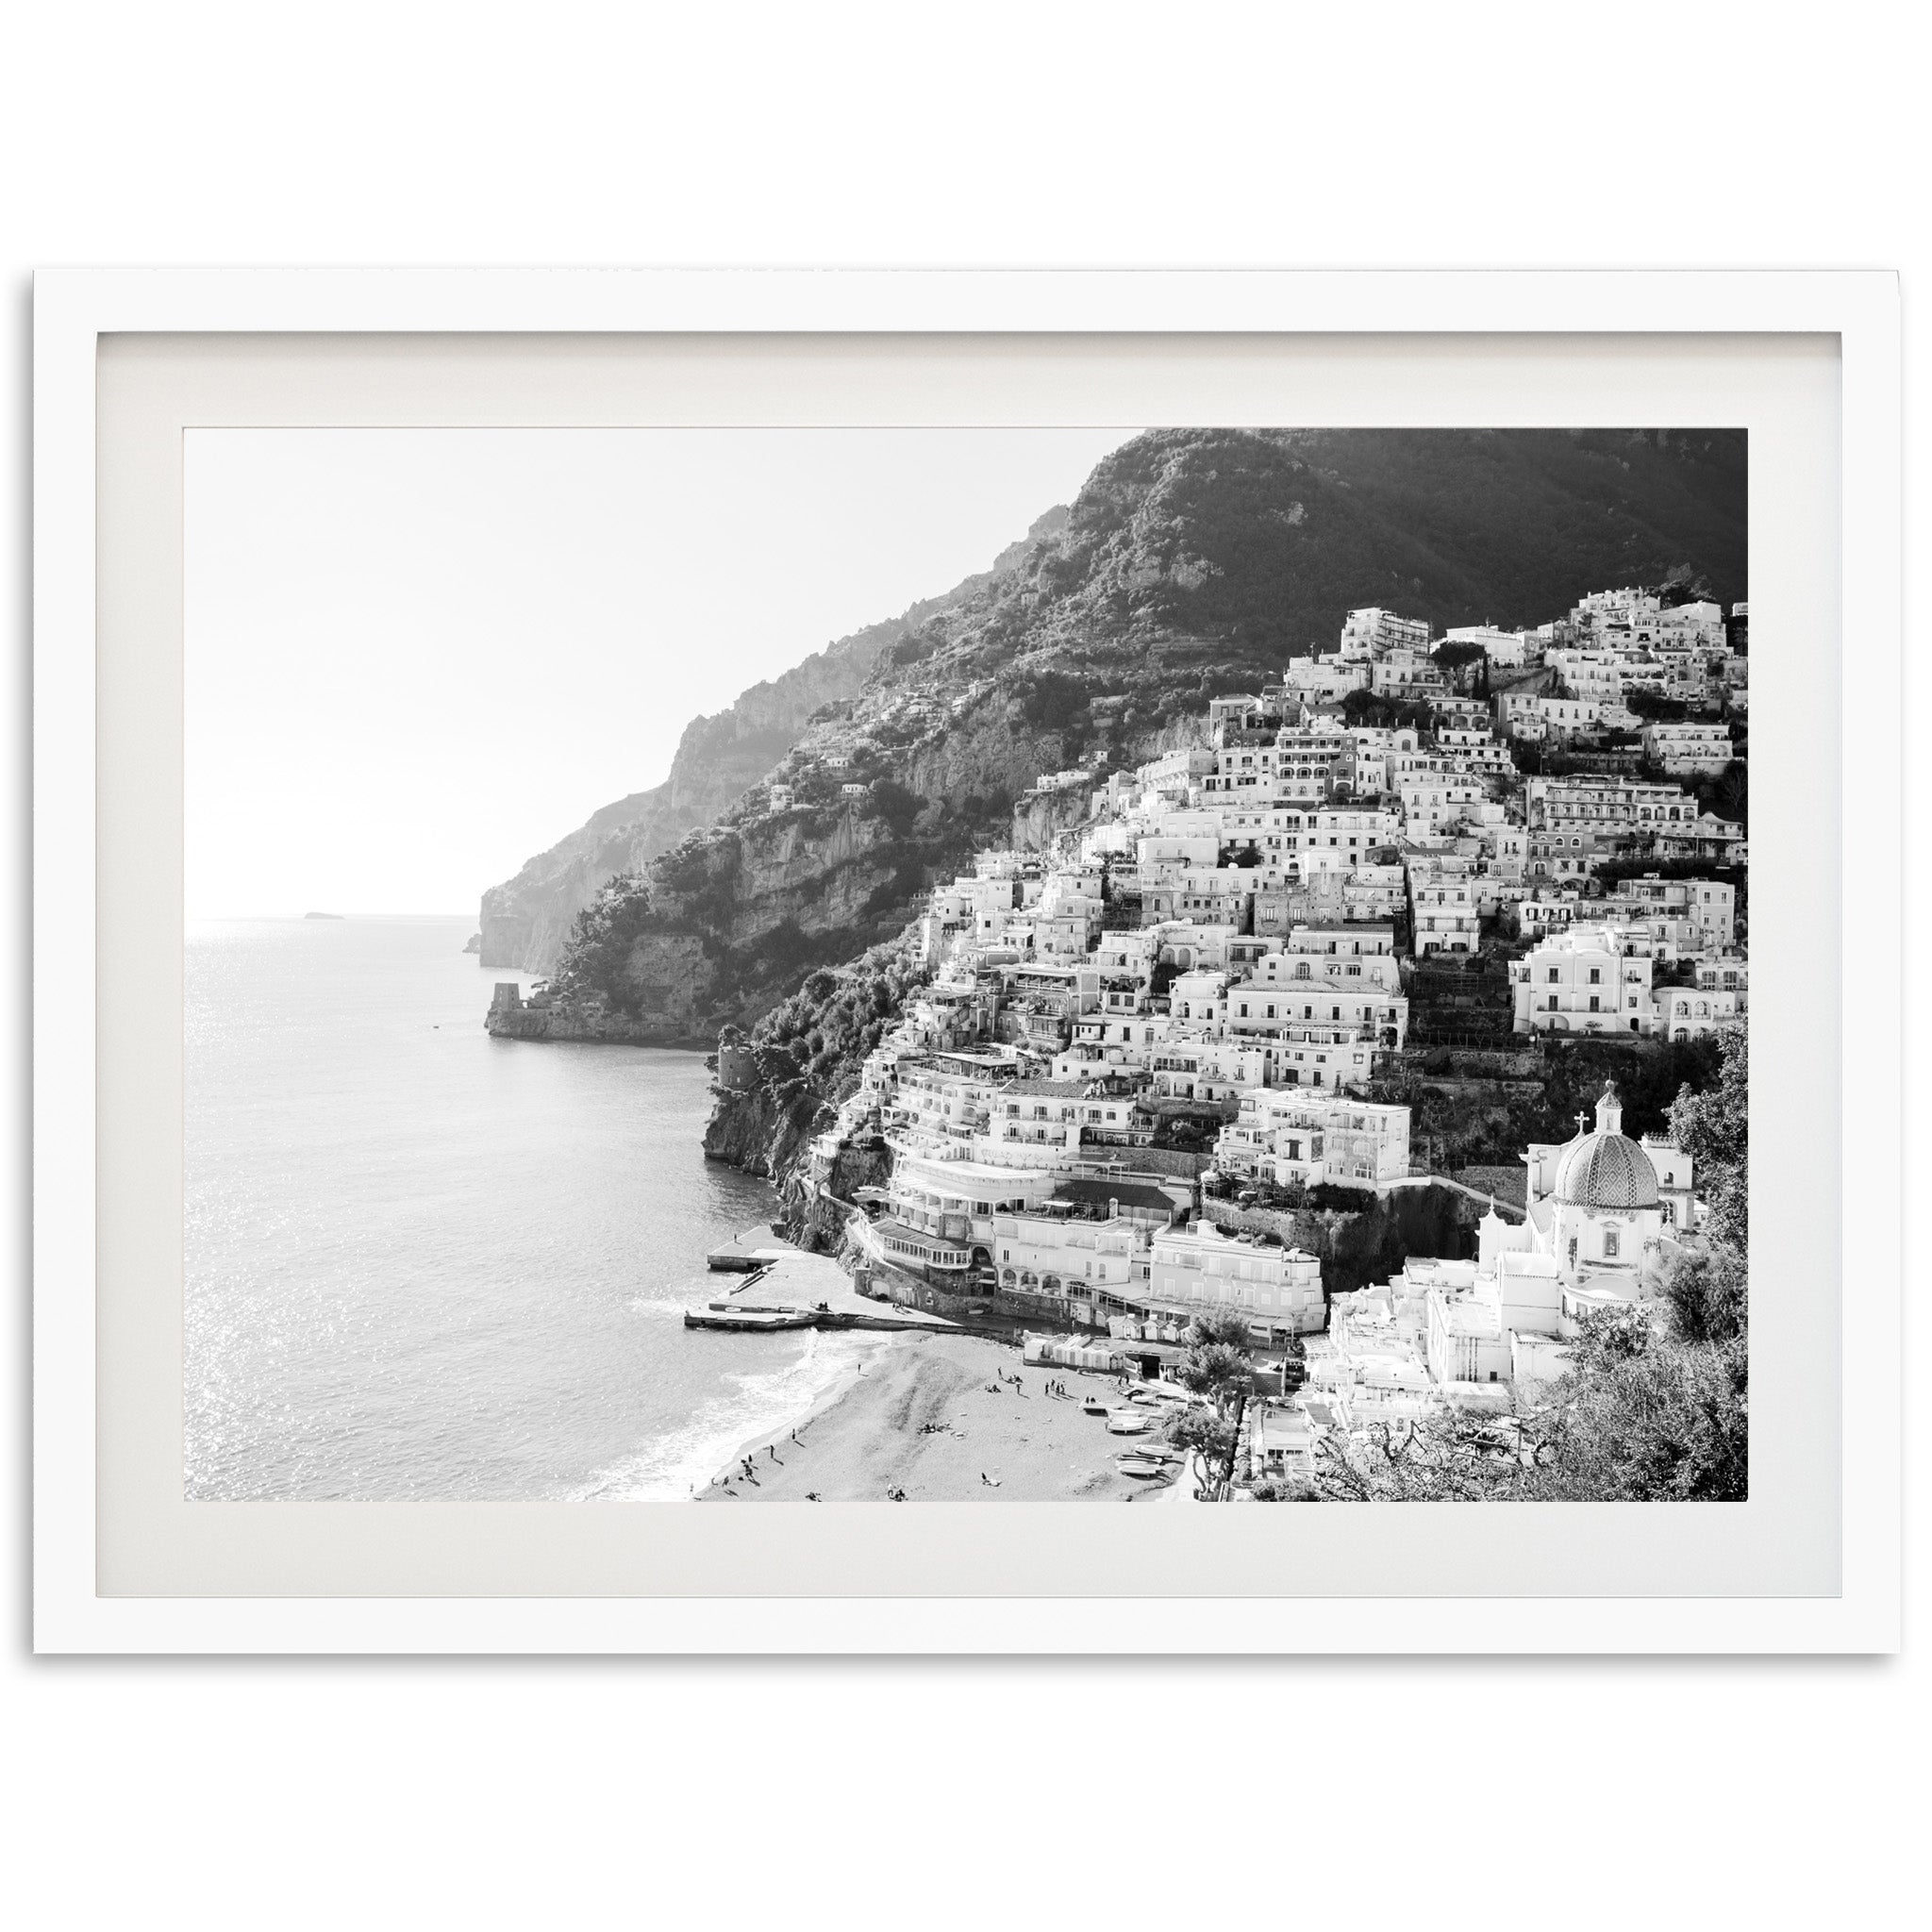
[186,425,1750,1507]
[9,8,1920,1926]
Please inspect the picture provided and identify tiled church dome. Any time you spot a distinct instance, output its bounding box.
[1554,1131,1661,1209]
[1553,1079,1662,1209]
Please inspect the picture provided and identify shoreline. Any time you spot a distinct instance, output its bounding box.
[696,1329,1174,1503]
[691,1328,910,1499]
[678,1224,955,1499]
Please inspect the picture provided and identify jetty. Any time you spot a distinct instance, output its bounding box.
[691,1229,969,1335]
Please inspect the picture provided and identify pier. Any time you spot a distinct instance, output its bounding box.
[697,1229,968,1334]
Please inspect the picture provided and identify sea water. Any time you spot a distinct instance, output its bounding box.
[185,914,874,1500]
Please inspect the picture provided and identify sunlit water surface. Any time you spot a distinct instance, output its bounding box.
[186,915,867,1500]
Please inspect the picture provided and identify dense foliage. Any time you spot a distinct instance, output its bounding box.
[548,874,656,1012]
[1341,690,1436,732]
[1378,1034,1725,1171]
[730,941,934,1122]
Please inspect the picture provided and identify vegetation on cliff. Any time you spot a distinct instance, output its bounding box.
[703,936,934,1214]
[547,872,657,1012]
[1373,1033,1723,1172]
[728,940,931,1127]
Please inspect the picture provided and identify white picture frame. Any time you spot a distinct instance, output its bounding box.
[33,269,1901,1654]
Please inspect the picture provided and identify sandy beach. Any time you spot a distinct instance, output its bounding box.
[696,1330,1185,1502]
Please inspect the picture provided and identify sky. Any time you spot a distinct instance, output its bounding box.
[184,425,1140,919]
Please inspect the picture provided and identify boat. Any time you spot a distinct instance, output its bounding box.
[1083,1397,1111,1416]
[1114,1454,1174,1480]
[682,1307,816,1332]
[1133,1382,1198,1408]
[1106,1410,1158,1436]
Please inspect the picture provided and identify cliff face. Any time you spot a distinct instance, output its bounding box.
[480,508,1070,971]
[1011,781,1097,855]
[507,427,1746,1059]
[700,1075,819,1178]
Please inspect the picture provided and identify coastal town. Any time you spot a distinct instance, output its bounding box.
[718,584,1749,1497]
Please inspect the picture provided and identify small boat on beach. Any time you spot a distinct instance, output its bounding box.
[1083,1397,1111,1416]
[1106,1410,1158,1436]
[1128,1383,1195,1408]
[1113,1454,1174,1480]
[683,1307,816,1332]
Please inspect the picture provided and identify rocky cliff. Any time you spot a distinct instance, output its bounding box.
[480,508,1070,971]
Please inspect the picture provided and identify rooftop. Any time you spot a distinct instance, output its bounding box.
[1055,1177,1177,1214]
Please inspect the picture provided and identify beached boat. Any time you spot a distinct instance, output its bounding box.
[1083,1397,1111,1416]
[1114,1454,1174,1479]
[682,1307,816,1332]
[1106,1410,1158,1436]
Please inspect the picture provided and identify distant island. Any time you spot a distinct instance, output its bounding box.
[302,911,344,921]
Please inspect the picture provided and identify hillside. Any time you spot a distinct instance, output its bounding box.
[499,426,1746,1041]
[479,508,1070,970]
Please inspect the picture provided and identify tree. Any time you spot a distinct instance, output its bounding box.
[1528,1318,1747,1501]
[1179,1341,1252,1405]
[865,777,924,837]
[1664,1242,1747,1347]
[1177,1312,1255,1417]
[1308,1410,1539,1501]
[1188,1310,1255,1350]
[1341,689,1406,729]
[1249,1474,1317,1502]
[1624,689,1690,722]
[1707,759,1748,826]
[1667,1025,1747,1252]
[1167,1406,1240,1486]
